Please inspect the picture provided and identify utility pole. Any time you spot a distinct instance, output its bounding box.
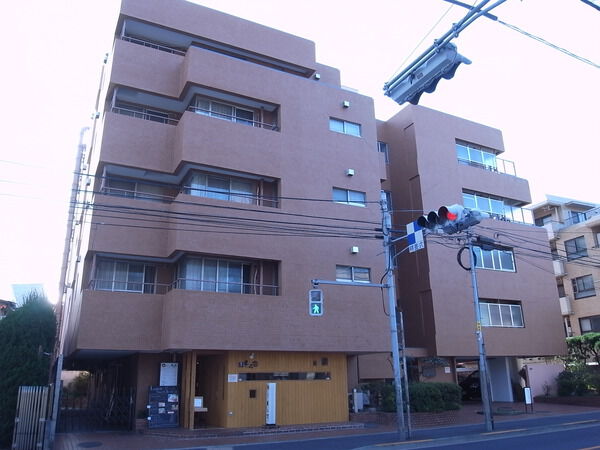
[466,232,494,431]
[381,191,411,439]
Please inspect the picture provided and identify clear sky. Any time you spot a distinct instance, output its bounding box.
[1,0,598,303]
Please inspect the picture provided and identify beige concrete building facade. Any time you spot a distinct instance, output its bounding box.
[375,105,567,401]
[531,196,600,336]
[58,0,390,430]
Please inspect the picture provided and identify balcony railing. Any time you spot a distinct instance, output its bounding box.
[486,206,534,225]
[89,280,172,295]
[111,106,180,125]
[187,106,278,131]
[89,279,279,296]
[458,156,517,176]
[173,277,279,296]
[102,187,176,203]
[564,206,600,226]
[121,35,186,56]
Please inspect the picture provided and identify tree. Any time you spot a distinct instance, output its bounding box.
[566,333,600,366]
[0,292,56,447]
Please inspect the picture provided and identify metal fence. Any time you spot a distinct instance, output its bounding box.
[57,387,135,433]
[12,386,51,450]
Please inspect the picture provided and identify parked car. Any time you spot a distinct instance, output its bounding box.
[459,370,481,400]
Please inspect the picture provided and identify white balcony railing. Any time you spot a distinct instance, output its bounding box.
[564,206,600,226]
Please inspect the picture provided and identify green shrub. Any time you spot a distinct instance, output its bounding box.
[556,368,596,396]
[408,382,461,412]
[361,381,462,413]
[436,382,462,410]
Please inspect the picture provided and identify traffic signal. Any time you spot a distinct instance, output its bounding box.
[308,289,323,316]
[384,43,471,105]
[417,204,487,234]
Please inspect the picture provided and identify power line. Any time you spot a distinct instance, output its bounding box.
[495,18,600,69]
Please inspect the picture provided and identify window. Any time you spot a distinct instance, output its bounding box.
[580,315,600,333]
[94,259,156,293]
[177,257,278,295]
[572,275,596,299]
[185,172,257,204]
[473,246,515,272]
[479,301,524,327]
[333,188,366,207]
[565,236,587,261]
[534,214,552,227]
[377,141,390,163]
[336,265,371,283]
[567,210,584,225]
[456,141,497,170]
[329,118,361,137]
[194,97,256,126]
[462,191,533,224]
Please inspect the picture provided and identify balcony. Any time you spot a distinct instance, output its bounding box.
[187,105,278,131]
[553,259,566,278]
[564,206,600,226]
[458,156,517,176]
[559,295,574,315]
[111,104,181,126]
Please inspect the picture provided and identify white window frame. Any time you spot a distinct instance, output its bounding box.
[185,171,258,205]
[456,141,497,170]
[479,301,524,328]
[95,259,156,293]
[473,246,516,272]
[179,256,253,294]
[194,97,256,126]
[329,118,362,137]
[377,141,390,163]
[333,187,366,207]
[336,265,371,283]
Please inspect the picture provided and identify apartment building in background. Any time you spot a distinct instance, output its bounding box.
[531,196,600,336]
[57,0,390,430]
[374,105,566,401]
[57,0,570,431]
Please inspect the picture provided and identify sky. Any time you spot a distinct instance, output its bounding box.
[0,0,598,303]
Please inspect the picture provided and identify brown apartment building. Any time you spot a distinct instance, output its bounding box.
[531,196,600,336]
[58,0,390,430]
[58,0,568,431]
[375,105,566,401]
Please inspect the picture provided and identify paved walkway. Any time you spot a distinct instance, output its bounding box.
[54,401,600,450]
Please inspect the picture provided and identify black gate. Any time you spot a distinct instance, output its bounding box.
[57,386,135,432]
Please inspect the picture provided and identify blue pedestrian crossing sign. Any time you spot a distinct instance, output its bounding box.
[309,289,324,316]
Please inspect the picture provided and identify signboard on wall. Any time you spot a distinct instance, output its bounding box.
[147,386,179,429]
[159,362,178,386]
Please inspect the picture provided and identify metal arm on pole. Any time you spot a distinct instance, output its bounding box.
[384,0,507,94]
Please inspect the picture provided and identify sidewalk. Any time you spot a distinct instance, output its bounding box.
[54,401,600,450]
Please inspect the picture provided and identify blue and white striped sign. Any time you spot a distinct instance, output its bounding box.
[406,221,425,253]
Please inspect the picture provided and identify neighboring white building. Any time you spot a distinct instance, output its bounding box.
[531,195,600,336]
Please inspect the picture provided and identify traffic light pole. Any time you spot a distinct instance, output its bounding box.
[381,192,411,440]
[466,232,494,432]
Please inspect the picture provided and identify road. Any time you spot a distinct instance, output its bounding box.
[196,411,600,450]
